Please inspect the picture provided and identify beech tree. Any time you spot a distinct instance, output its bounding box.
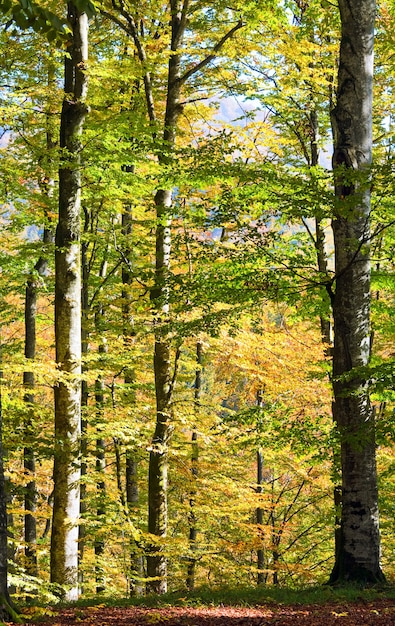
[50,1,89,599]
[329,0,385,583]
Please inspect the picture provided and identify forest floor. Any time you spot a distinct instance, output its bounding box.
[19,598,395,626]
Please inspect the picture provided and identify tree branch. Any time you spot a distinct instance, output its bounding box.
[178,19,244,86]
[101,4,157,125]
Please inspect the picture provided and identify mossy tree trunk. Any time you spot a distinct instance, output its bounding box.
[329,0,384,584]
[50,2,89,601]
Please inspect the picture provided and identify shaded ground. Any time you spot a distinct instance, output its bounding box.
[20,599,395,625]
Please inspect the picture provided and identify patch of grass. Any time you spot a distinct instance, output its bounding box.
[22,581,395,612]
[158,583,395,608]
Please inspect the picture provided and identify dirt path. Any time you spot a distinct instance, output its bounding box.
[20,599,395,625]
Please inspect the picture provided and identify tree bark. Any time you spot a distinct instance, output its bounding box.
[121,203,144,596]
[256,389,265,585]
[94,353,106,594]
[125,454,144,596]
[94,258,108,594]
[50,2,89,600]
[0,364,21,622]
[23,279,38,578]
[78,206,90,593]
[186,340,202,592]
[329,0,384,584]
[24,57,57,579]
[24,231,55,581]
[146,0,185,594]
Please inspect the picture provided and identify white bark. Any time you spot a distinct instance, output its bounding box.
[329,0,384,583]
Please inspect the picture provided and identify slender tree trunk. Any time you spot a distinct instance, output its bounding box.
[256,448,265,584]
[307,107,342,564]
[121,202,144,595]
[94,351,106,594]
[329,0,384,584]
[256,390,265,585]
[146,1,185,594]
[0,359,20,622]
[78,208,90,593]
[23,280,38,578]
[186,341,202,592]
[51,2,89,600]
[24,57,57,578]
[24,236,54,580]
[0,367,9,608]
[126,454,144,595]
[94,258,108,594]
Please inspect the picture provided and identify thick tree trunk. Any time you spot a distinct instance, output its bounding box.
[51,2,88,601]
[329,0,384,584]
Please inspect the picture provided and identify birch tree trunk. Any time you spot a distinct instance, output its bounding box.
[50,2,89,600]
[329,0,384,584]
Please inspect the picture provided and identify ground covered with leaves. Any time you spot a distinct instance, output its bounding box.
[19,598,395,625]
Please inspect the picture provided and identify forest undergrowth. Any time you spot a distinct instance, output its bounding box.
[16,585,395,626]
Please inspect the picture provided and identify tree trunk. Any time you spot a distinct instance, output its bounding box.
[0,360,21,622]
[329,0,384,584]
[24,56,57,579]
[24,235,55,580]
[23,280,38,579]
[186,341,202,592]
[256,449,265,585]
[121,203,144,595]
[94,258,108,594]
[51,2,89,601]
[146,1,185,595]
[126,454,144,595]
[94,353,106,594]
[256,389,265,585]
[78,207,90,593]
